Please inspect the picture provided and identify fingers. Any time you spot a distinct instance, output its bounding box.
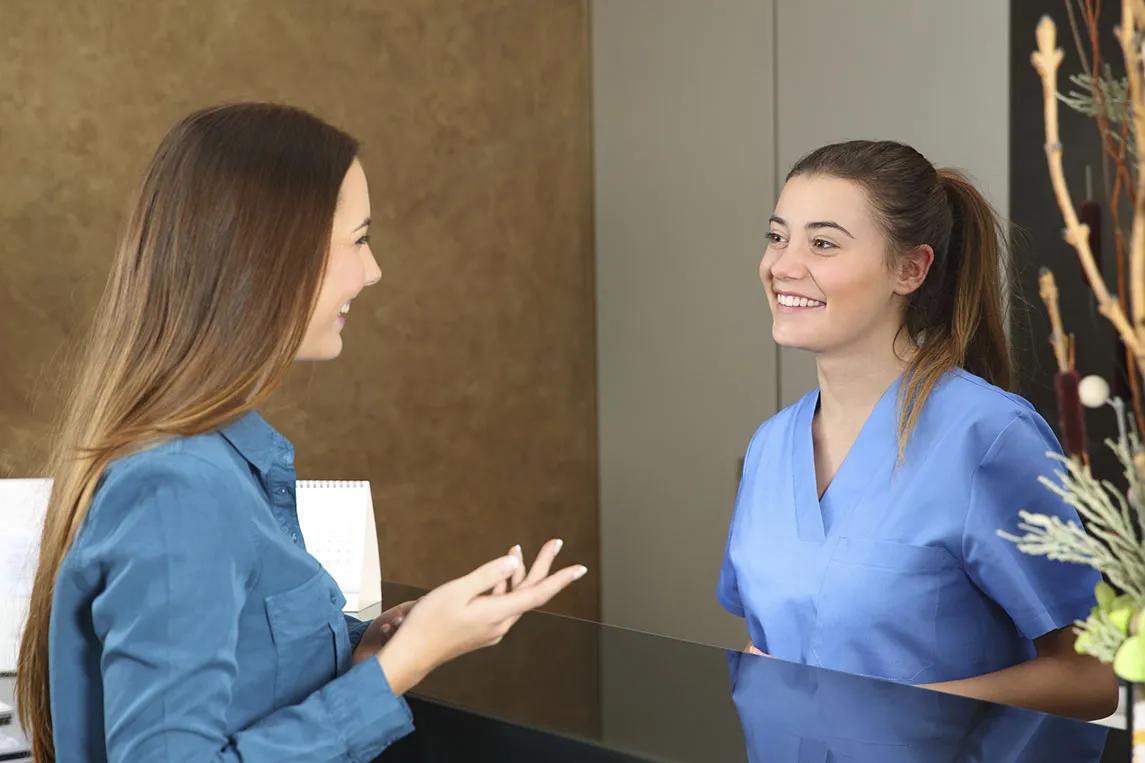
[389,600,417,627]
[379,600,418,640]
[494,544,524,595]
[383,600,417,620]
[457,555,521,598]
[481,564,587,621]
[509,544,526,589]
[520,538,563,588]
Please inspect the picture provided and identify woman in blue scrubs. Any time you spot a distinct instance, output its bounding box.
[16,104,586,762]
[717,140,1118,720]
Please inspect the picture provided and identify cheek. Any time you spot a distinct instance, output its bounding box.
[313,285,338,319]
[318,258,355,306]
[820,262,891,316]
[311,287,346,331]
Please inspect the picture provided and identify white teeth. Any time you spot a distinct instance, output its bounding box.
[777,293,824,308]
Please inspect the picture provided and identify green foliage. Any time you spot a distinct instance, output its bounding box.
[999,436,1145,680]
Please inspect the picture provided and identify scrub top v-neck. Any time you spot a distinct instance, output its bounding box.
[717,369,1098,684]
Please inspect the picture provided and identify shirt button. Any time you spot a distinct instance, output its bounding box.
[275,487,287,496]
[329,592,338,605]
[290,532,298,542]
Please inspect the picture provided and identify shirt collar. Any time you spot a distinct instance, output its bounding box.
[217,410,294,478]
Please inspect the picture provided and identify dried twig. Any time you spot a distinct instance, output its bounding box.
[1033,14,1145,362]
[1039,268,1073,371]
[1061,0,1145,433]
[1119,0,1145,338]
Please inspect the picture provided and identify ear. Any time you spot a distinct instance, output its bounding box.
[893,244,934,296]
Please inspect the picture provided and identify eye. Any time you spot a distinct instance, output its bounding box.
[811,237,837,251]
[355,234,371,247]
[766,231,786,245]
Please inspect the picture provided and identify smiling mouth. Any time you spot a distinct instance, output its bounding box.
[775,292,825,309]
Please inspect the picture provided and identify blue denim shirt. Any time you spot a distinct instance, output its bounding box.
[49,411,414,761]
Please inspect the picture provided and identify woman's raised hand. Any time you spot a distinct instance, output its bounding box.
[376,542,586,695]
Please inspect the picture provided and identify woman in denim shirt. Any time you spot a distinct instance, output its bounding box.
[16,103,586,762]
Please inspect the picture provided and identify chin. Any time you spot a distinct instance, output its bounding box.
[771,327,818,353]
[321,339,344,360]
[297,336,343,361]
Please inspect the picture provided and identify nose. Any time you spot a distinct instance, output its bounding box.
[766,241,808,284]
[362,244,382,287]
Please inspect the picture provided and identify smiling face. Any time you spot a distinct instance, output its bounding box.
[761,173,930,358]
[295,158,381,361]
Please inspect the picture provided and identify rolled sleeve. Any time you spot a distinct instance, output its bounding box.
[324,658,415,760]
[962,413,1100,641]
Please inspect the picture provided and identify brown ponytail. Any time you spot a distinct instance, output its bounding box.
[788,141,1013,454]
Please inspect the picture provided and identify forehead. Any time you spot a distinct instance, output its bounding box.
[334,160,370,218]
[773,174,875,235]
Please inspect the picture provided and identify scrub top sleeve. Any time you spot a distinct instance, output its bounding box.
[961,412,1100,641]
[718,425,767,618]
[717,528,745,617]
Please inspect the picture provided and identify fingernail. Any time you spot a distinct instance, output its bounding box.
[511,544,522,556]
[553,539,564,554]
[572,565,588,580]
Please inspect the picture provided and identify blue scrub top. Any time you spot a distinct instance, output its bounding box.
[49,411,414,762]
[717,369,1099,684]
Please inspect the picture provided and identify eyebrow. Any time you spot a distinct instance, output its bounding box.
[353,217,371,232]
[769,215,854,239]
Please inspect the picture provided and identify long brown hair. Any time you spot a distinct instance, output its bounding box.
[788,140,1013,453]
[16,103,359,761]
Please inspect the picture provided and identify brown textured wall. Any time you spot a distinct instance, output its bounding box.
[0,0,598,731]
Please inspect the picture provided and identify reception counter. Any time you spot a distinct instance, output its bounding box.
[373,582,1127,762]
[0,580,1130,761]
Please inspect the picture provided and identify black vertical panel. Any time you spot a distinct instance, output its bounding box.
[1010,1,1124,482]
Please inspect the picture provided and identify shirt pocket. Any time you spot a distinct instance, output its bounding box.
[811,538,960,683]
[264,567,348,706]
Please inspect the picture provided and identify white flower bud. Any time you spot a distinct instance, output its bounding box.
[1078,375,1111,408]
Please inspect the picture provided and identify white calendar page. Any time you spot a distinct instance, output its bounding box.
[295,480,381,613]
[0,479,52,675]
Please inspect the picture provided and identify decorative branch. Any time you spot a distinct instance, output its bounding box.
[1006,6,1145,689]
[1040,268,1090,461]
[1033,15,1145,364]
[1062,0,1145,439]
[1039,268,1072,371]
[1119,0,1145,339]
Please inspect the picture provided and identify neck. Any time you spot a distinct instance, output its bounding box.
[815,323,914,422]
